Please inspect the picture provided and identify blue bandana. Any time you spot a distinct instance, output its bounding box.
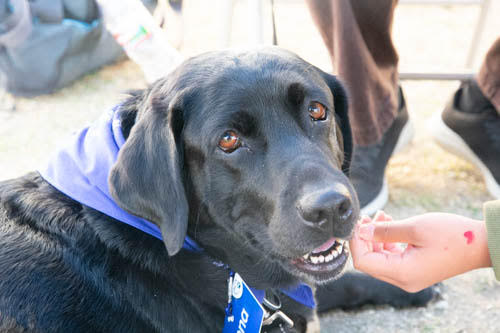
[39,106,315,309]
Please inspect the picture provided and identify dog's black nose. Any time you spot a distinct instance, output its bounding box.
[298,189,353,227]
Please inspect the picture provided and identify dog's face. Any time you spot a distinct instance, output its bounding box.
[110,48,359,286]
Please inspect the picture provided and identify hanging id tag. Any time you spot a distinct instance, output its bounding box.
[223,273,265,333]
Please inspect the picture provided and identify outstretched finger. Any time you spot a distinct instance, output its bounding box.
[370,211,393,251]
[358,220,421,245]
[374,210,392,222]
[372,213,403,252]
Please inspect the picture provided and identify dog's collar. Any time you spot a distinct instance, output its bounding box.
[38,105,315,311]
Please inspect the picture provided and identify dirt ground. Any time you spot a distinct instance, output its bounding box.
[1,1,500,332]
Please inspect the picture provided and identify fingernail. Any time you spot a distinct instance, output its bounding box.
[358,224,375,240]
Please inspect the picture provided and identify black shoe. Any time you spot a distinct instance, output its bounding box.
[351,87,414,215]
[430,79,500,199]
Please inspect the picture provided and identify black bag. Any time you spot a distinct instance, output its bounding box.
[0,0,154,96]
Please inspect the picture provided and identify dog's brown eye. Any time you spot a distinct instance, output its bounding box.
[219,131,241,152]
[308,102,327,121]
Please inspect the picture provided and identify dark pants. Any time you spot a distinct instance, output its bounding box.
[306,0,500,146]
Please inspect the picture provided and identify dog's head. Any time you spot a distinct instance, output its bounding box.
[109,48,359,286]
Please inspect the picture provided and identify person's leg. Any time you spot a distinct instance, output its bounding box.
[478,37,500,115]
[430,38,500,199]
[306,0,412,214]
[305,0,399,146]
[307,1,440,310]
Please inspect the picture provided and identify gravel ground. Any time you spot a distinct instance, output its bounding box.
[1,1,500,332]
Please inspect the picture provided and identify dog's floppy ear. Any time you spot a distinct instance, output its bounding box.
[109,89,188,256]
[319,71,352,175]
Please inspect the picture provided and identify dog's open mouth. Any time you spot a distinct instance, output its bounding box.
[291,237,349,282]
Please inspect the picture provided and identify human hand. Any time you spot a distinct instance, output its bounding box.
[349,211,491,292]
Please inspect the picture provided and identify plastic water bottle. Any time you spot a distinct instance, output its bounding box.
[96,0,184,83]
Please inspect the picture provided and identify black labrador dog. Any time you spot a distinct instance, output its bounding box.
[0,48,434,332]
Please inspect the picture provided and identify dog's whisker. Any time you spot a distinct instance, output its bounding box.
[192,197,207,241]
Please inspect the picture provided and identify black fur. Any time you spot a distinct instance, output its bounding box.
[0,48,433,333]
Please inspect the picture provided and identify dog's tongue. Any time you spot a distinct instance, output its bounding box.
[311,237,336,254]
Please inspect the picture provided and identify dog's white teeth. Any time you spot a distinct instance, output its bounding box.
[301,238,349,265]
